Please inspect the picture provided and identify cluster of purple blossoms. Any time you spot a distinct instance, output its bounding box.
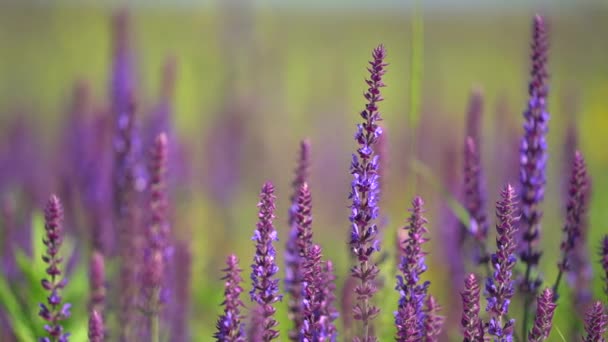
[583,302,607,342]
[39,195,71,342]
[527,289,557,342]
[348,44,386,342]
[461,274,484,342]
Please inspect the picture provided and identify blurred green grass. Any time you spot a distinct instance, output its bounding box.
[1,4,608,340]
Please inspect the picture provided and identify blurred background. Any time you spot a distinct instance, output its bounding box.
[1,0,608,340]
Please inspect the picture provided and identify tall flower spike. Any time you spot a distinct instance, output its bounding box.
[395,197,430,341]
[250,182,281,341]
[141,132,171,341]
[461,274,484,342]
[583,302,607,342]
[519,14,550,336]
[349,44,387,342]
[39,195,71,342]
[485,184,518,341]
[301,244,328,340]
[285,140,311,341]
[423,295,444,341]
[89,251,106,313]
[463,136,490,268]
[528,289,557,342]
[600,235,608,298]
[214,254,245,342]
[88,310,104,342]
[553,151,588,300]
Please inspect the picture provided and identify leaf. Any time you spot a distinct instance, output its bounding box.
[0,274,36,341]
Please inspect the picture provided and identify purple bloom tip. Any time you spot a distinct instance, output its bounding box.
[528,288,557,342]
[583,301,607,342]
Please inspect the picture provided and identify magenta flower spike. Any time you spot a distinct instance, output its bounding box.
[349,44,387,342]
[250,182,281,341]
[38,195,71,342]
[583,302,607,342]
[528,289,557,342]
[461,274,484,342]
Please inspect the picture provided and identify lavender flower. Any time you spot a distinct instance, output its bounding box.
[285,140,311,341]
[553,151,588,300]
[39,195,71,342]
[395,197,430,341]
[301,244,328,341]
[89,251,106,313]
[601,235,608,298]
[583,301,607,342]
[423,295,444,341]
[461,274,484,342]
[485,184,518,341]
[214,254,245,342]
[463,136,490,267]
[519,14,550,336]
[349,44,387,341]
[395,303,418,342]
[88,310,104,342]
[250,182,281,341]
[528,289,557,342]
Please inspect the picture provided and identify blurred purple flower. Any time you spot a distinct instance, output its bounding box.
[349,44,387,341]
[485,184,518,341]
[553,151,588,301]
[395,197,430,341]
[38,195,71,342]
[89,251,106,314]
[301,244,329,340]
[528,289,557,342]
[423,295,444,341]
[250,182,281,341]
[170,240,192,342]
[601,236,608,298]
[214,254,245,342]
[461,273,484,342]
[88,310,104,342]
[322,260,338,341]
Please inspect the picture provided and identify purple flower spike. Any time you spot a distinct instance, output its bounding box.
[600,235,608,298]
[286,181,313,340]
[463,136,490,267]
[349,44,387,342]
[528,289,557,342]
[39,195,71,342]
[485,184,518,341]
[519,13,549,295]
[395,197,430,341]
[423,295,444,341]
[553,151,588,301]
[88,310,104,342]
[285,140,311,340]
[301,244,328,341]
[89,251,106,313]
[214,254,245,342]
[583,302,607,342]
[141,133,171,316]
[461,274,484,342]
[395,303,418,342]
[250,182,281,341]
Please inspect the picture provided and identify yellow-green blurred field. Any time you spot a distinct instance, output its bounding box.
[1,3,608,340]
